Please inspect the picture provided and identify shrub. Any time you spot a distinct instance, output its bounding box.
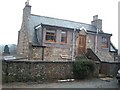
[75,55,86,60]
[73,59,95,79]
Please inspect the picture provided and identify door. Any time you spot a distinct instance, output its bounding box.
[78,35,86,54]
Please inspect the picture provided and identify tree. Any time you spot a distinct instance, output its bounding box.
[4,45,10,55]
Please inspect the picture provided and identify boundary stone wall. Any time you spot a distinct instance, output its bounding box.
[2,60,99,83]
[2,60,74,83]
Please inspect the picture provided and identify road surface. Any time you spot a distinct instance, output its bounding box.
[2,78,120,88]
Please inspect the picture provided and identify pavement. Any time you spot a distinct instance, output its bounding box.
[2,78,120,88]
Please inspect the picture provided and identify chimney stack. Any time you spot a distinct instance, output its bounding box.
[23,0,31,17]
[91,15,102,32]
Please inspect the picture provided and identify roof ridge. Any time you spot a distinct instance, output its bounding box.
[30,14,93,26]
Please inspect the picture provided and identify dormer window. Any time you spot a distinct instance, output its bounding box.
[61,31,67,43]
[46,30,56,42]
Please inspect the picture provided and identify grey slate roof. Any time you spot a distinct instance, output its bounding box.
[30,14,97,31]
[29,14,98,45]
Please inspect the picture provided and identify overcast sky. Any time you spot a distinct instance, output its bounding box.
[0,0,119,48]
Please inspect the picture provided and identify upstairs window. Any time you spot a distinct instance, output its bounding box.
[46,30,56,42]
[61,31,67,43]
[101,36,108,48]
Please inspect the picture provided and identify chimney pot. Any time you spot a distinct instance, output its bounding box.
[25,0,30,6]
[93,15,98,21]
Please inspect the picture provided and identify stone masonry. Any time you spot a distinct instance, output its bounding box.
[2,60,74,83]
[2,60,100,83]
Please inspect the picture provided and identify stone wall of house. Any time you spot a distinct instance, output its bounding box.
[31,47,72,60]
[32,47,42,60]
[2,60,74,83]
[44,47,72,60]
[17,5,31,58]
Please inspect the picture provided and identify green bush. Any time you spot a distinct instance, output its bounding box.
[75,55,86,60]
[73,59,95,79]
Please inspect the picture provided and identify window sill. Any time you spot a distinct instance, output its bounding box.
[44,41,67,45]
[44,41,56,44]
[101,48,109,50]
[59,42,67,45]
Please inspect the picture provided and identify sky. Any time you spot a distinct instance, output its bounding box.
[0,0,119,49]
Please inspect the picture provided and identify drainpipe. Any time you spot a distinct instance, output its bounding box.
[95,28,98,53]
[72,28,76,61]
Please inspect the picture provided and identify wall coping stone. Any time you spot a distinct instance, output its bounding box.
[2,60,74,63]
[100,61,120,64]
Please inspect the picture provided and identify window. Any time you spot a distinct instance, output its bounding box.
[46,30,56,42]
[61,31,67,43]
[101,36,108,48]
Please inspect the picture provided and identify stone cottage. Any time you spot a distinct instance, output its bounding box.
[17,2,117,61]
